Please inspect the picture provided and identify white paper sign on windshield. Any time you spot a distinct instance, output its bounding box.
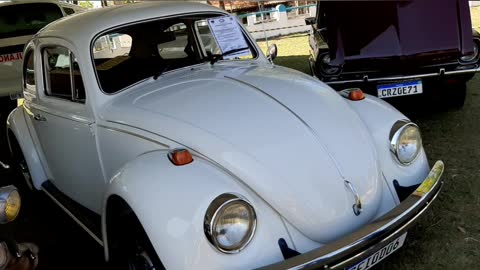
[207,15,250,59]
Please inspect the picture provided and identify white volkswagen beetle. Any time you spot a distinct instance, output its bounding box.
[6,2,444,270]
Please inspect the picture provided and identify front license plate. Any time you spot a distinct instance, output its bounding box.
[377,80,423,98]
[347,233,407,270]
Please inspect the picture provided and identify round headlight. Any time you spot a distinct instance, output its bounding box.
[390,121,422,165]
[460,41,479,63]
[204,194,256,253]
[0,185,21,224]
[320,53,341,75]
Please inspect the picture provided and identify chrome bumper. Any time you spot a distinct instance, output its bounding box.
[326,67,479,85]
[258,160,445,270]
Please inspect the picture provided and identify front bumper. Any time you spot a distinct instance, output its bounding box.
[258,160,444,270]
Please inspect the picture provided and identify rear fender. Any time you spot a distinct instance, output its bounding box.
[102,150,293,270]
[6,106,48,189]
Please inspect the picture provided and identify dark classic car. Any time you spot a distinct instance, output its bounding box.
[306,0,479,108]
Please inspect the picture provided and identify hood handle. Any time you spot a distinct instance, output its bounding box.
[344,180,362,216]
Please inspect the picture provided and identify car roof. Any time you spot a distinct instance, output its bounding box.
[35,1,226,45]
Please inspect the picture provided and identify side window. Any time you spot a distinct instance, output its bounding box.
[43,46,85,103]
[63,7,75,15]
[24,49,35,89]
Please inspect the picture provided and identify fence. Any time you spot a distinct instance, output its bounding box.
[238,4,316,40]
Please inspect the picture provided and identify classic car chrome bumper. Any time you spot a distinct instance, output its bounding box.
[326,67,480,85]
[258,160,444,270]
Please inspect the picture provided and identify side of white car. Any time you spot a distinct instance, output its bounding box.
[5,2,440,270]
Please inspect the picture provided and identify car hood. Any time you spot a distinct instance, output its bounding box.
[101,64,384,243]
[322,0,473,66]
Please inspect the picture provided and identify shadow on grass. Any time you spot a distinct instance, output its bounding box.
[273,55,311,75]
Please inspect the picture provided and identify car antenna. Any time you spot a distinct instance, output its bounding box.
[258,1,274,66]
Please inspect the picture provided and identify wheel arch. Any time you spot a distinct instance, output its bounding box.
[6,107,48,190]
[101,150,291,270]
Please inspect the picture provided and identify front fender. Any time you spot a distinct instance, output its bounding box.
[6,106,48,189]
[103,150,294,270]
[346,95,430,206]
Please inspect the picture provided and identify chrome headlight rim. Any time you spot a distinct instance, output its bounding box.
[204,193,257,254]
[389,120,422,165]
[319,53,342,76]
[460,39,479,63]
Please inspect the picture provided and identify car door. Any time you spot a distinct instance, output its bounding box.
[29,41,105,214]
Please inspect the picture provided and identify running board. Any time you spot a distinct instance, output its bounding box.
[41,180,103,246]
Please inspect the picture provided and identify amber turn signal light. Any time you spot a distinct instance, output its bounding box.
[168,149,193,166]
[348,89,365,101]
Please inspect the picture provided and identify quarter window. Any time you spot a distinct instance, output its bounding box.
[24,49,35,89]
[43,46,85,103]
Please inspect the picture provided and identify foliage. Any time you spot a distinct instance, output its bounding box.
[79,1,93,9]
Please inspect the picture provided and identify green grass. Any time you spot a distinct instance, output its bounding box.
[472,6,480,30]
[256,33,311,74]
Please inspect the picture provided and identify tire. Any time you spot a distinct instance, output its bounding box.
[109,213,165,270]
[444,81,467,109]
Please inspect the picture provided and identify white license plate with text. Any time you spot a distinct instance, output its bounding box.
[377,80,423,98]
[347,233,407,270]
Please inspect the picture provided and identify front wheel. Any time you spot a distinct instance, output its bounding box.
[109,214,165,270]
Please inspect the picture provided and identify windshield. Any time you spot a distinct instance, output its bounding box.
[0,3,63,39]
[92,14,257,94]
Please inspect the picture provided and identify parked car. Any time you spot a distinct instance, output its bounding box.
[7,2,444,270]
[0,0,84,119]
[306,0,479,108]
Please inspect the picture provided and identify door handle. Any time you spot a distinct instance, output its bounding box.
[33,113,46,121]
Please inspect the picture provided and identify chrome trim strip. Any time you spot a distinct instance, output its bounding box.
[97,124,169,148]
[41,187,104,247]
[326,67,480,85]
[257,160,444,270]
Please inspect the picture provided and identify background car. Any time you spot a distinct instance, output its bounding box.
[0,0,84,120]
[306,0,479,108]
[7,2,443,270]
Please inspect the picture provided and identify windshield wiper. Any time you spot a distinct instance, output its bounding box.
[209,47,249,65]
[153,63,171,80]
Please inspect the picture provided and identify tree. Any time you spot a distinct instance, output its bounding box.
[219,1,225,10]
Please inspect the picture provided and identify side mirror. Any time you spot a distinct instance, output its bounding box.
[0,185,21,224]
[305,17,316,26]
[267,44,278,62]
